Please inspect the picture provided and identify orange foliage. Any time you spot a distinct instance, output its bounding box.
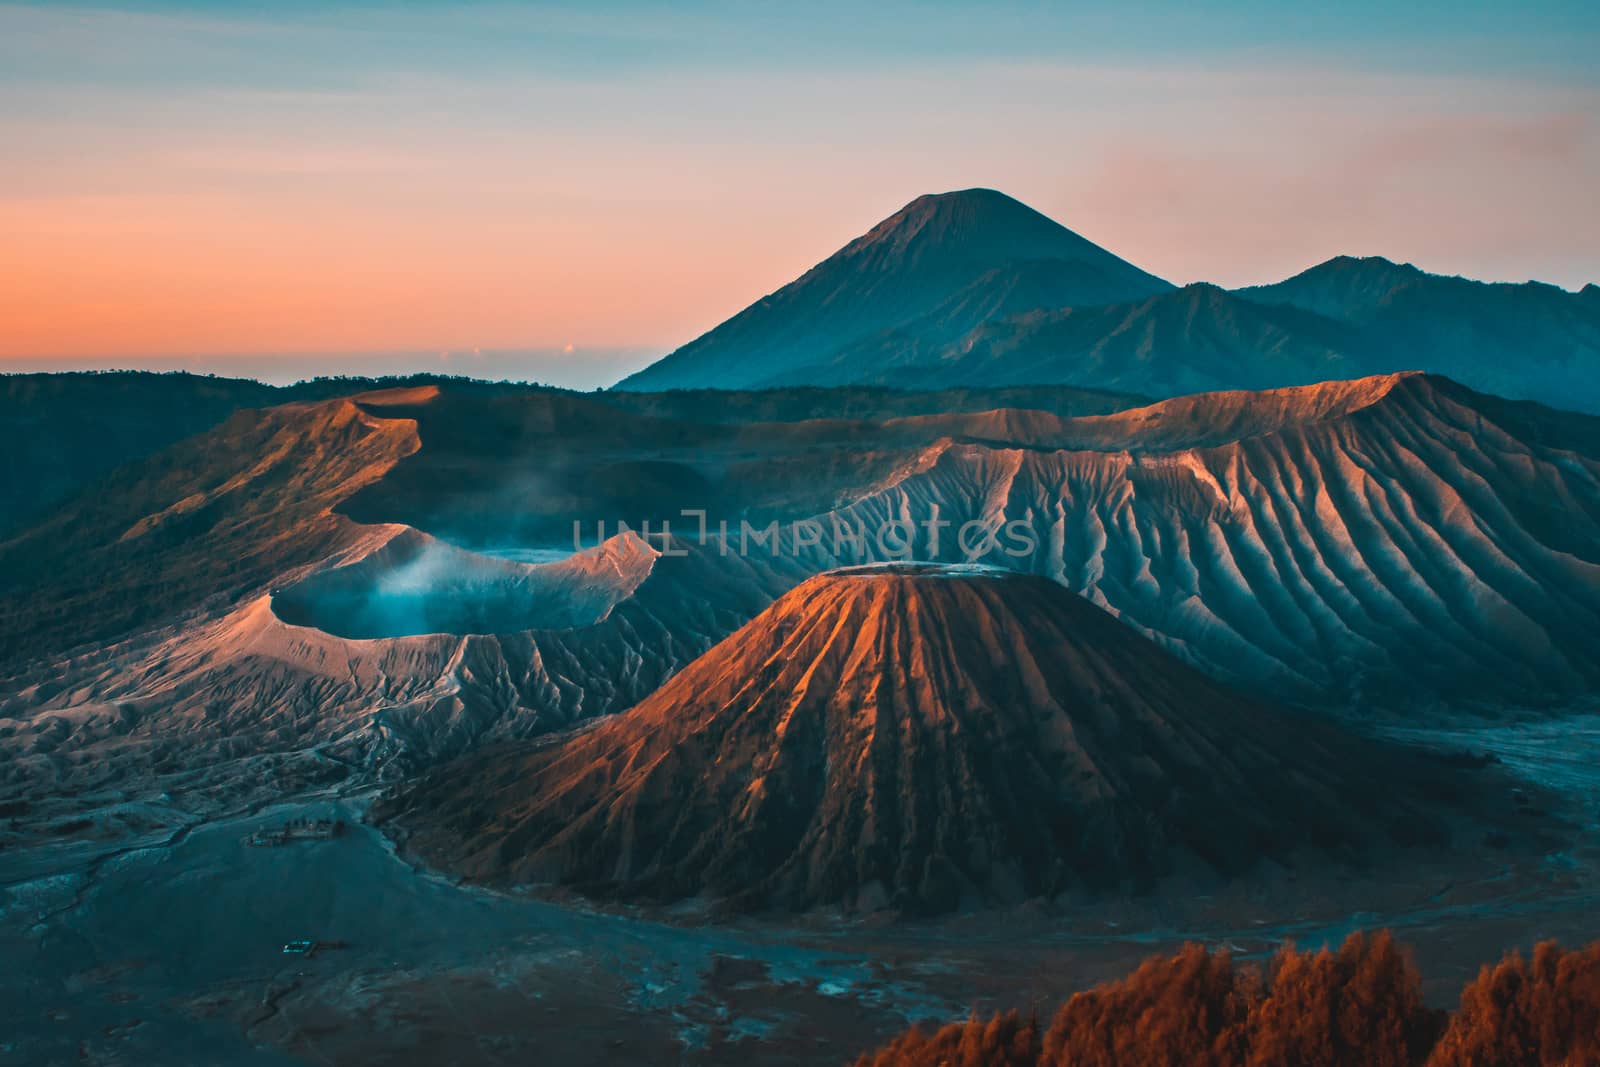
[852,932,1600,1067]
[1039,943,1257,1067]
[1035,931,1435,1067]
[1426,941,1600,1066]
[1245,931,1438,1067]
[850,1009,1040,1067]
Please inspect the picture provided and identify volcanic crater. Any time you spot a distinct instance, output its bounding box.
[271,529,659,639]
[379,562,1516,915]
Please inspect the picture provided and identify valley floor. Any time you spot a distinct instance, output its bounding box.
[3,712,1600,1067]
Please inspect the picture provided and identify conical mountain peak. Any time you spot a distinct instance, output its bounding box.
[382,564,1465,915]
[614,189,1171,391]
[847,188,1090,255]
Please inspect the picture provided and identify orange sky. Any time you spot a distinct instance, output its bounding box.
[3,3,1597,385]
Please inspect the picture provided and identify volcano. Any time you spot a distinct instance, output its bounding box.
[789,281,1365,396]
[613,191,1599,410]
[382,563,1469,915]
[614,188,1172,391]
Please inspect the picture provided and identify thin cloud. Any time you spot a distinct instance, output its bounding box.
[162,146,442,176]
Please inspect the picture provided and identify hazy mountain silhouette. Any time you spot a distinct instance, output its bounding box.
[614,189,1173,391]
[1240,255,1600,410]
[616,194,1599,411]
[784,282,1366,397]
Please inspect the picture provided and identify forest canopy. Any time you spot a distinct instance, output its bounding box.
[851,932,1600,1067]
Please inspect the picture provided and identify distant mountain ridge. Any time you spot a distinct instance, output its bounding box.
[616,193,1600,412]
[614,188,1173,391]
[1237,254,1431,321]
[1240,255,1600,407]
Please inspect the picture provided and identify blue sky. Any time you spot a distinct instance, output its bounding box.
[2,1,1597,384]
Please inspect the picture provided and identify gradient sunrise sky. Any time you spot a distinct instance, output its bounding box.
[3,1,1598,387]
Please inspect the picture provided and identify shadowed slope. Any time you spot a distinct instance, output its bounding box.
[382,564,1467,914]
[0,396,422,669]
[0,372,283,536]
[1241,256,1600,412]
[0,371,536,538]
[1240,255,1433,321]
[594,381,1146,424]
[786,283,1363,396]
[615,189,1171,391]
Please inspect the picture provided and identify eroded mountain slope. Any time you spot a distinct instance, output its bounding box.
[4,373,1597,843]
[817,374,1600,704]
[0,394,422,668]
[380,565,1495,914]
